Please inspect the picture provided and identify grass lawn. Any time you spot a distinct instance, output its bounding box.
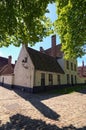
[47,85,86,95]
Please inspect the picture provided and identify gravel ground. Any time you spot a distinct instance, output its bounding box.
[0,86,86,130]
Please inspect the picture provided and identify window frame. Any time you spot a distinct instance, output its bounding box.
[66,60,69,69]
[49,74,53,85]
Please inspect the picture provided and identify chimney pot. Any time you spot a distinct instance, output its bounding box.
[51,35,56,57]
[51,35,56,48]
[40,47,44,53]
[15,60,17,64]
[8,56,12,65]
[82,61,84,67]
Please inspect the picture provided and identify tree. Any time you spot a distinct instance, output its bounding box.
[55,0,86,58]
[0,0,86,59]
[0,0,54,47]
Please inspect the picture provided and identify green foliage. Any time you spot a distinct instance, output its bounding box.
[0,0,54,47]
[0,0,86,59]
[55,0,86,58]
[47,85,86,94]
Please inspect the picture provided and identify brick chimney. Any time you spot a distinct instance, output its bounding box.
[15,60,17,64]
[40,47,44,53]
[51,35,56,57]
[82,61,84,67]
[8,56,12,65]
[81,61,84,76]
[52,35,56,47]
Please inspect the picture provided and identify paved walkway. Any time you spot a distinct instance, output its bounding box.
[0,86,86,130]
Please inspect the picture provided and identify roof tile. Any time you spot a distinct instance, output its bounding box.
[27,47,64,74]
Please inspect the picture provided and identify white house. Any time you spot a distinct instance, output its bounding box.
[0,35,85,93]
[13,45,64,93]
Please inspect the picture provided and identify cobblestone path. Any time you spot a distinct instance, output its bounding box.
[0,86,86,130]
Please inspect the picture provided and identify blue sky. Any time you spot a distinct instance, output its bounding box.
[0,4,86,66]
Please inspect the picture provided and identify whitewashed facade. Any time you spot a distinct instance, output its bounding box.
[14,45,34,90]
[0,74,14,87]
[13,45,64,92]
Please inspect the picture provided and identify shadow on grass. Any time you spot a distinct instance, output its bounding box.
[0,114,86,130]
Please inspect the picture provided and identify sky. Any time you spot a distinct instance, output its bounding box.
[0,4,86,66]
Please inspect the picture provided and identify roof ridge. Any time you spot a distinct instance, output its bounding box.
[0,56,8,60]
[27,47,57,59]
[26,47,64,74]
[44,44,62,51]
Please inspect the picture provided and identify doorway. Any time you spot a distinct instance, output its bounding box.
[2,77,4,86]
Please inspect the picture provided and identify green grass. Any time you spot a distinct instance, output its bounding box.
[47,85,86,95]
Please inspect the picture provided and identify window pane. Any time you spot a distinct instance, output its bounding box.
[66,61,69,69]
[49,74,53,85]
[71,63,73,70]
[57,75,61,85]
[67,74,70,84]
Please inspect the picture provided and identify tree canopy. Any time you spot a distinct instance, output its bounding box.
[55,0,86,58]
[0,0,86,58]
[0,0,54,47]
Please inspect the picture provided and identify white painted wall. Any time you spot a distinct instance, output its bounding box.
[57,58,78,84]
[34,70,63,86]
[0,74,14,85]
[14,45,34,88]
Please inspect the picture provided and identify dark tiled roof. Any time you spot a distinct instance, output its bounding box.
[0,64,14,75]
[27,47,64,74]
[0,57,8,69]
[0,56,15,75]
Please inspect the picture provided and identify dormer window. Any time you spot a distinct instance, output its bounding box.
[22,57,28,69]
[25,57,27,63]
[22,57,28,63]
[22,59,25,63]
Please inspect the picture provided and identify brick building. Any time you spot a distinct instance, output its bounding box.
[40,35,77,85]
[0,56,14,75]
[0,56,15,87]
[77,61,86,77]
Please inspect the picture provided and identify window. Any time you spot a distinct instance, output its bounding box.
[2,77,4,86]
[71,75,73,85]
[66,61,69,69]
[71,63,73,70]
[22,57,28,63]
[41,73,45,86]
[41,73,45,79]
[75,75,77,84]
[74,64,76,71]
[85,80,86,84]
[49,74,53,85]
[57,75,61,85]
[25,57,27,62]
[67,74,70,84]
